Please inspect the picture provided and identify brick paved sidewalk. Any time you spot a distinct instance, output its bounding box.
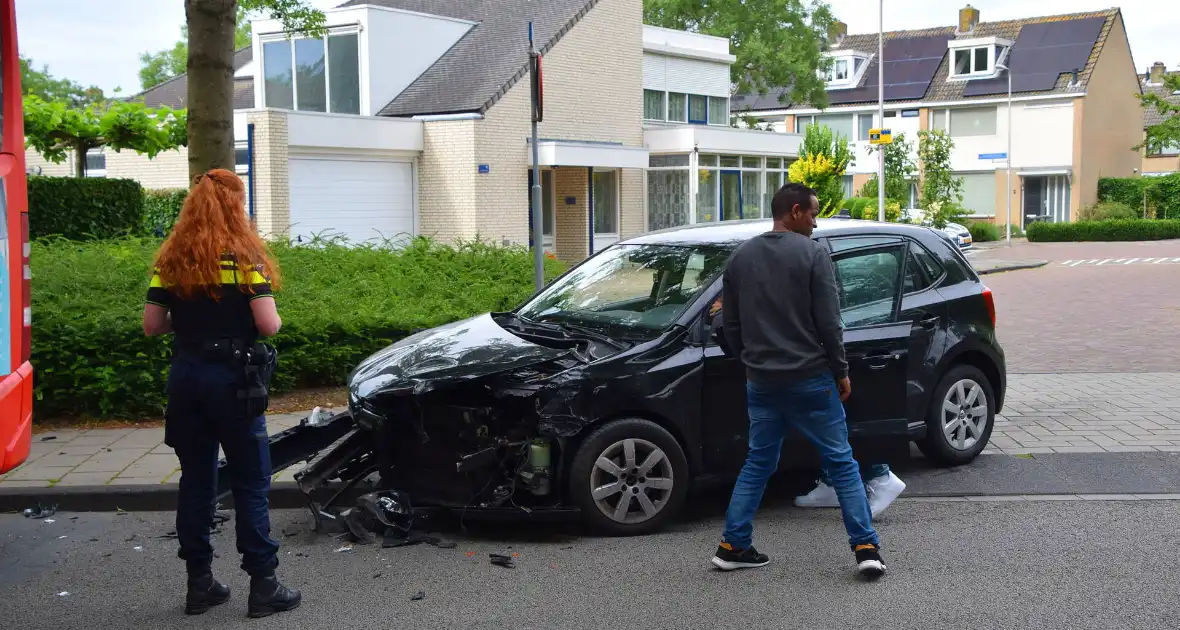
[0,410,331,490]
[3,373,1178,491]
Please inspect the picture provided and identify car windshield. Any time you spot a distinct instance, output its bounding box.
[517,243,731,338]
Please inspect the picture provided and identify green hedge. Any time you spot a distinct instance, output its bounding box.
[1026,219,1180,242]
[968,222,1001,242]
[32,236,566,419]
[142,188,188,236]
[1097,174,1180,219]
[29,176,144,240]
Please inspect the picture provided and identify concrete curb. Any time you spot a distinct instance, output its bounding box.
[0,482,309,513]
[976,260,1049,275]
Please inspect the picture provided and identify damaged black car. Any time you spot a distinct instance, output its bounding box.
[277,218,1006,536]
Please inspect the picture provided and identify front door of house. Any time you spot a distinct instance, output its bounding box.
[527,169,556,253]
[591,169,619,253]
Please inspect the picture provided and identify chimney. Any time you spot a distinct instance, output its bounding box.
[1150,61,1167,84]
[959,4,980,34]
[828,20,847,46]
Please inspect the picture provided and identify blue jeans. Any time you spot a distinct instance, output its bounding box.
[820,463,890,486]
[164,356,280,577]
[722,373,879,550]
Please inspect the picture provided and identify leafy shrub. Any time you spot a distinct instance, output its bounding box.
[840,197,874,219]
[968,222,1001,242]
[1097,174,1180,219]
[1026,219,1180,242]
[31,235,566,419]
[1077,201,1138,222]
[861,198,902,223]
[141,188,188,236]
[28,176,144,240]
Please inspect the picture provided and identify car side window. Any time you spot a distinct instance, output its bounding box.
[903,250,931,294]
[832,245,905,328]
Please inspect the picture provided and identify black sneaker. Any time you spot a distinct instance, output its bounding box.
[711,542,770,571]
[854,544,886,578]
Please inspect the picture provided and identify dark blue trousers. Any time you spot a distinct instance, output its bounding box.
[164,356,280,577]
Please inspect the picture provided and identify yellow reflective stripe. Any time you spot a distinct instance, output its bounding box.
[219,269,269,285]
[150,273,169,288]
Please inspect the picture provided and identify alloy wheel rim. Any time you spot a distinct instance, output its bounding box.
[941,379,989,451]
[589,438,674,525]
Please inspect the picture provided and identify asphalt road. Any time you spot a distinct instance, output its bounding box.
[2,498,1176,630]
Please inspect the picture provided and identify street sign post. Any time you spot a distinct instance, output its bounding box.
[528,22,544,292]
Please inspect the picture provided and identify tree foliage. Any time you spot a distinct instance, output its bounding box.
[1137,70,1180,156]
[917,130,967,228]
[860,132,917,207]
[140,7,254,90]
[643,0,836,108]
[788,123,853,217]
[20,57,106,108]
[23,95,187,177]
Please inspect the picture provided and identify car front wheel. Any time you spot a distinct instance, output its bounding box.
[917,364,996,465]
[568,418,689,536]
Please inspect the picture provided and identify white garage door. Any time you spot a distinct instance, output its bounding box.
[288,157,414,245]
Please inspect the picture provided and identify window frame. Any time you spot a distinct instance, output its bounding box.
[950,45,992,79]
[259,27,362,115]
[84,149,106,178]
[644,89,667,121]
[902,238,947,296]
[667,92,689,123]
[826,239,908,329]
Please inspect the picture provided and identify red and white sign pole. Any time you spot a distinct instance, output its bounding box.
[529,21,545,291]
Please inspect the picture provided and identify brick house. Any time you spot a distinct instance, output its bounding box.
[732,5,1143,228]
[26,0,802,263]
[1140,62,1180,176]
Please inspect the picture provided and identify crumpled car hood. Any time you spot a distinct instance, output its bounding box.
[348,313,571,399]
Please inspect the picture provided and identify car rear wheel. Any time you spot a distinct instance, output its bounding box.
[917,364,996,466]
[568,418,689,536]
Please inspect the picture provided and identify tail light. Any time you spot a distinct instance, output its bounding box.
[20,212,30,364]
[982,286,995,328]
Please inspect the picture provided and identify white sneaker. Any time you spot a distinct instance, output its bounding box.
[794,480,839,508]
[866,471,906,517]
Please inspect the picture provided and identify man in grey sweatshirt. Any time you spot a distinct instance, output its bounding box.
[708,182,886,579]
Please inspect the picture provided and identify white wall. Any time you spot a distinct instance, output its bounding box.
[941,100,1075,172]
[286,110,423,153]
[363,7,474,116]
[844,109,923,175]
[642,25,731,58]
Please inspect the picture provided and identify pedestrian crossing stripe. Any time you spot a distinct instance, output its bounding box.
[1057,257,1180,266]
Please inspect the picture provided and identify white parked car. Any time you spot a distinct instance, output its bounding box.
[941,222,973,250]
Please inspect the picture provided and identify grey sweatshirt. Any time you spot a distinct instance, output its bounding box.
[721,230,848,382]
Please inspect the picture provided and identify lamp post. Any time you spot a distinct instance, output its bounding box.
[877,0,885,222]
[996,62,1012,247]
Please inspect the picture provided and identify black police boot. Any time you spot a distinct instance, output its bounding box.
[185,571,231,615]
[247,574,301,618]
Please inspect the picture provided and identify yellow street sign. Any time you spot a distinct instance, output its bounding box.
[869,128,893,145]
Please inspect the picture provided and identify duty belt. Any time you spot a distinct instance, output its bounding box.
[174,336,260,363]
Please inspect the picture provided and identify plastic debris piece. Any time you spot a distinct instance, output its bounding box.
[340,508,376,545]
[434,541,458,549]
[356,490,413,535]
[465,551,477,558]
[40,435,57,442]
[23,504,57,519]
[212,510,231,525]
[307,406,334,427]
[133,546,144,551]
[43,519,56,524]
[411,590,426,601]
[373,572,383,579]
[489,553,515,569]
[334,546,353,553]
[58,535,67,539]
[57,591,69,597]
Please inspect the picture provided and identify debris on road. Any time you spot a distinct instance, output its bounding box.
[133,546,144,552]
[57,591,69,597]
[23,504,57,519]
[334,545,353,553]
[489,553,515,568]
[411,590,426,601]
[40,435,56,442]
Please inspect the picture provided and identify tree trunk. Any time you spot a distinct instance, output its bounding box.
[185,0,237,184]
[73,141,87,178]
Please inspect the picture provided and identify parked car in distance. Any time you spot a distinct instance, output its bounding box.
[335,218,1006,536]
[942,221,973,250]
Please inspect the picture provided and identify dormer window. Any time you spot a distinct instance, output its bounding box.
[948,37,1011,80]
[822,51,871,88]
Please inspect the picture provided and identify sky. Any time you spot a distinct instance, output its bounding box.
[14,0,1180,96]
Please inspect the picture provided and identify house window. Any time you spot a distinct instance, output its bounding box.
[952,46,991,77]
[823,54,867,87]
[234,145,249,174]
[857,113,876,142]
[708,96,728,125]
[814,114,855,140]
[957,172,997,217]
[688,95,708,124]
[795,115,813,133]
[262,31,361,114]
[84,150,106,178]
[668,93,688,123]
[593,171,618,236]
[930,109,948,132]
[828,59,850,82]
[1148,140,1180,156]
[949,106,997,137]
[644,89,666,121]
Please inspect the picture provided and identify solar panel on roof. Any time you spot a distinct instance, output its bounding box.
[829,34,950,105]
[961,16,1105,97]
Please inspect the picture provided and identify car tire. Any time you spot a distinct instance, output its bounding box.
[917,364,996,466]
[568,418,690,537]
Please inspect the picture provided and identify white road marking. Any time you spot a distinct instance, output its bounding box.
[1061,260,1074,265]
[1097,259,1113,265]
[1069,260,1085,266]
[1124,258,1140,264]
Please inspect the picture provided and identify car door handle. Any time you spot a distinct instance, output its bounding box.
[917,315,940,330]
[865,351,902,369]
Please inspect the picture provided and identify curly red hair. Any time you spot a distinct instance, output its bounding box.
[152,168,282,300]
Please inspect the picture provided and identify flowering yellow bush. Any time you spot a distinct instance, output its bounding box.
[787,153,843,217]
